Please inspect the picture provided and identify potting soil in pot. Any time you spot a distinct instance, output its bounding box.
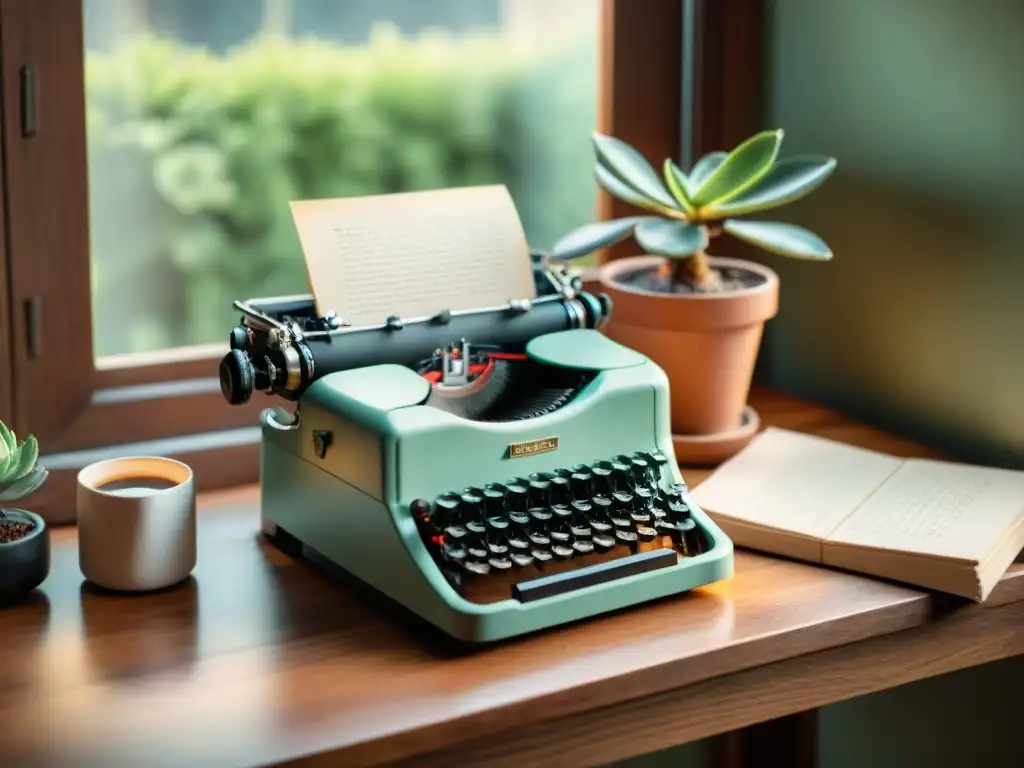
[620,264,768,295]
[0,515,35,543]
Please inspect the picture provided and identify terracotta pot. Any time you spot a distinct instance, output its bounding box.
[598,254,779,436]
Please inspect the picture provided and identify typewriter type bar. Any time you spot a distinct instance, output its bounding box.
[411,450,709,605]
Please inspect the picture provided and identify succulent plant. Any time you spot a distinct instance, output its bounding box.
[550,129,837,291]
[0,420,47,506]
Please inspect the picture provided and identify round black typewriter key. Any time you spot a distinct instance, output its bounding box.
[532,548,554,564]
[488,557,512,571]
[550,529,571,544]
[528,506,553,523]
[528,478,552,508]
[466,544,489,560]
[483,487,505,517]
[552,503,573,521]
[505,479,529,511]
[571,499,593,515]
[486,515,510,532]
[571,462,591,474]
[444,525,468,540]
[529,471,555,484]
[443,545,467,563]
[637,525,658,542]
[511,553,534,568]
[461,560,490,576]
[508,536,530,551]
[550,475,571,505]
[486,539,509,555]
[528,532,551,547]
[678,518,705,555]
[570,524,592,539]
[591,461,614,495]
[462,487,484,503]
[610,515,632,531]
[610,461,631,491]
[668,499,692,520]
[461,489,485,520]
[593,534,616,551]
[634,486,653,504]
[436,493,462,521]
[572,539,595,556]
[629,455,648,477]
[631,511,652,526]
[591,495,612,515]
[634,452,661,480]
[613,490,633,508]
[465,520,487,535]
[508,510,530,527]
[615,529,638,544]
[552,544,574,560]
[570,472,593,500]
[648,450,669,465]
[507,477,529,491]
[591,520,613,534]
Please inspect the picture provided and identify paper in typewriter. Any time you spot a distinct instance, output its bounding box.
[691,428,1024,600]
[290,186,536,327]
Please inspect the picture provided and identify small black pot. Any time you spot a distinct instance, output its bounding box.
[0,508,50,606]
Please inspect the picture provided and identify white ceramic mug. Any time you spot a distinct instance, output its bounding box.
[77,456,196,592]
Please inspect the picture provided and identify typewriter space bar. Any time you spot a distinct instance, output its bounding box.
[511,549,677,603]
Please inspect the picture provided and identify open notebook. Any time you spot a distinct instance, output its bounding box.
[690,428,1024,601]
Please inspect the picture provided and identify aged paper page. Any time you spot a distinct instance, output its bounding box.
[290,185,536,327]
[690,428,903,549]
[824,458,1024,564]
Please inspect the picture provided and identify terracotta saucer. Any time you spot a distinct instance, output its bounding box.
[672,405,761,467]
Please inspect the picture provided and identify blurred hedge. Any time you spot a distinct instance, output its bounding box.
[86,24,597,355]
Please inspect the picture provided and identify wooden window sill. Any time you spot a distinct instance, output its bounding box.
[2,386,1022,767]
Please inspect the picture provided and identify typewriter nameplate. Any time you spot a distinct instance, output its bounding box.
[508,436,559,459]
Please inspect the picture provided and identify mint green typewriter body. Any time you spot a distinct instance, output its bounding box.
[259,329,733,643]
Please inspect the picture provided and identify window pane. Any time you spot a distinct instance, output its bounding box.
[84,0,599,357]
[758,0,1024,455]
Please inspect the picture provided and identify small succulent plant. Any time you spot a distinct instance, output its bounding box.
[550,129,837,291]
[0,419,47,507]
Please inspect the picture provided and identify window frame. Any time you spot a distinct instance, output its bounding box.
[0,0,750,522]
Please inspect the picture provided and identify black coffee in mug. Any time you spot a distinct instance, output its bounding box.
[95,476,180,498]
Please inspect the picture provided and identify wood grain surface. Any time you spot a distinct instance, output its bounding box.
[1,388,1021,768]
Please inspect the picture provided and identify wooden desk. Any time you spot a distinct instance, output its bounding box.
[2,388,1022,768]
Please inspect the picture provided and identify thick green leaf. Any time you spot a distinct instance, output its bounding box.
[592,133,679,210]
[550,216,653,261]
[687,151,727,193]
[0,421,13,455]
[8,434,38,482]
[0,465,47,502]
[690,130,784,207]
[634,219,708,259]
[723,219,832,260]
[662,159,695,215]
[595,163,672,214]
[704,156,837,218]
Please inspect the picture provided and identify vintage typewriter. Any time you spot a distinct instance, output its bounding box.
[220,251,733,643]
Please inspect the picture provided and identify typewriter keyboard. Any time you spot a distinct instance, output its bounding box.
[411,451,708,604]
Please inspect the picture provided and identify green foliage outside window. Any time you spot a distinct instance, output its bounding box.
[86,24,597,355]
